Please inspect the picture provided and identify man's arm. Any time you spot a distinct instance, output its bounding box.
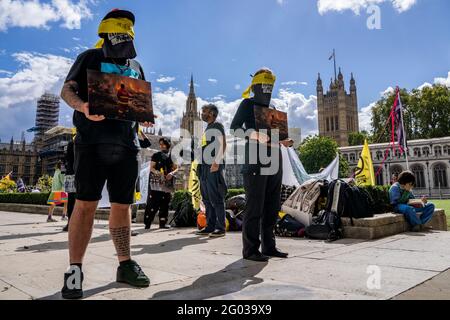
[61,80,105,122]
[61,80,85,113]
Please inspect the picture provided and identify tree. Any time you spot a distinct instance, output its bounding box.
[298,135,349,178]
[371,84,450,142]
[348,131,371,146]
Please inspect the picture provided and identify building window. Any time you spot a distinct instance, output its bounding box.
[390,165,403,177]
[24,166,31,175]
[375,167,384,186]
[413,148,421,157]
[349,153,356,162]
[395,149,401,158]
[434,164,448,188]
[343,154,349,162]
[444,145,450,155]
[335,116,339,131]
[0,164,4,175]
[423,147,430,156]
[434,146,442,156]
[376,151,383,161]
[331,117,334,131]
[411,165,426,188]
[326,118,330,132]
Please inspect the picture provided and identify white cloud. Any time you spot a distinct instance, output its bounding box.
[208,78,218,84]
[0,0,92,31]
[157,76,176,83]
[72,37,80,41]
[234,84,241,90]
[276,0,285,5]
[0,52,73,109]
[434,71,450,87]
[281,81,308,86]
[317,0,417,15]
[150,88,318,141]
[381,86,394,96]
[358,102,376,132]
[0,69,13,75]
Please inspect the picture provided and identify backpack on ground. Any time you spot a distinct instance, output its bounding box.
[170,197,197,227]
[275,214,305,238]
[305,210,342,242]
[343,186,374,223]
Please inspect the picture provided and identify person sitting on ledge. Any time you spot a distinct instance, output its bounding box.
[389,170,435,232]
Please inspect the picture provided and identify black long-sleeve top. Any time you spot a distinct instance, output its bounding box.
[230,98,280,175]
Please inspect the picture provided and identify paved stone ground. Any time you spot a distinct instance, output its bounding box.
[0,211,449,300]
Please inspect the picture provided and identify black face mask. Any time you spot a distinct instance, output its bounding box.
[102,33,137,59]
[252,83,273,107]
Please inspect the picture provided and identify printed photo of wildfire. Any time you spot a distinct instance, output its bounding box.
[254,106,289,141]
[87,70,155,123]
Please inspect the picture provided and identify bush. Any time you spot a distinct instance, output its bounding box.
[361,185,393,214]
[169,190,192,211]
[0,178,16,193]
[37,175,52,193]
[0,192,51,205]
[226,188,245,200]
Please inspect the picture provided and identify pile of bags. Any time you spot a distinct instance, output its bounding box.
[280,179,376,242]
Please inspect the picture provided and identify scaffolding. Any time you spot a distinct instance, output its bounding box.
[33,93,60,150]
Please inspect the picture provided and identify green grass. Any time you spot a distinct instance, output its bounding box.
[430,199,450,227]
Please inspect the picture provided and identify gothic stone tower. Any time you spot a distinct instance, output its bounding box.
[180,75,202,139]
[317,68,358,147]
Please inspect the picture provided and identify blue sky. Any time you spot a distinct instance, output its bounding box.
[1,0,449,142]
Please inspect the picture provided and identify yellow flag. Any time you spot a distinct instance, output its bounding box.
[188,160,202,211]
[355,140,375,186]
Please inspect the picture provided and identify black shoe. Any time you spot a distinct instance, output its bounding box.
[411,225,421,232]
[209,230,226,238]
[159,224,171,229]
[144,225,151,230]
[61,267,84,299]
[131,230,139,236]
[244,252,269,262]
[263,249,289,258]
[195,228,213,235]
[62,224,69,232]
[117,260,150,287]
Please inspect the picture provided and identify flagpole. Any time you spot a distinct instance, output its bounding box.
[397,87,410,170]
[333,49,337,81]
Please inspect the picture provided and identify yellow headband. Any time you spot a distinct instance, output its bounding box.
[242,72,276,99]
[94,17,135,48]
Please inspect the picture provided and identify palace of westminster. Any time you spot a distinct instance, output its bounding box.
[1,70,449,197]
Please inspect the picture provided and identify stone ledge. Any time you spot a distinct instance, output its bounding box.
[0,203,174,224]
[343,209,447,240]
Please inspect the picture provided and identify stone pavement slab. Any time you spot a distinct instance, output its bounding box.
[0,211,449,300]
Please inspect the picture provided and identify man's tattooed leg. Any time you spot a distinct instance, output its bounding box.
[110,226,131,258]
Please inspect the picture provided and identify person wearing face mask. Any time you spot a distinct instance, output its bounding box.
[60,9,153,299]
[144,138,178,229]
[230,68,294,262]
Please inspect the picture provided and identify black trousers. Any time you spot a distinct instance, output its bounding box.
[144,190,171,227]
[67,192,76,220]
[242,165,283,258]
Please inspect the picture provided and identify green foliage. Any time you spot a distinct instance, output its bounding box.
[361,185,393,214]
[348,131,371,146]
[226,188,245,200]
[0,192,50,205]
[37,175,52,193]
[169,190,192,210]
[0,178,16,193]
[298,135,349,178]
[371,85,450,142]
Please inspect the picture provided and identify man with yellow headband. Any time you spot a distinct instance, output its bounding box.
[231,68,293,262]
[60,9,151,299]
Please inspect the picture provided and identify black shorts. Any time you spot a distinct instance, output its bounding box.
[74,144,139,204]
